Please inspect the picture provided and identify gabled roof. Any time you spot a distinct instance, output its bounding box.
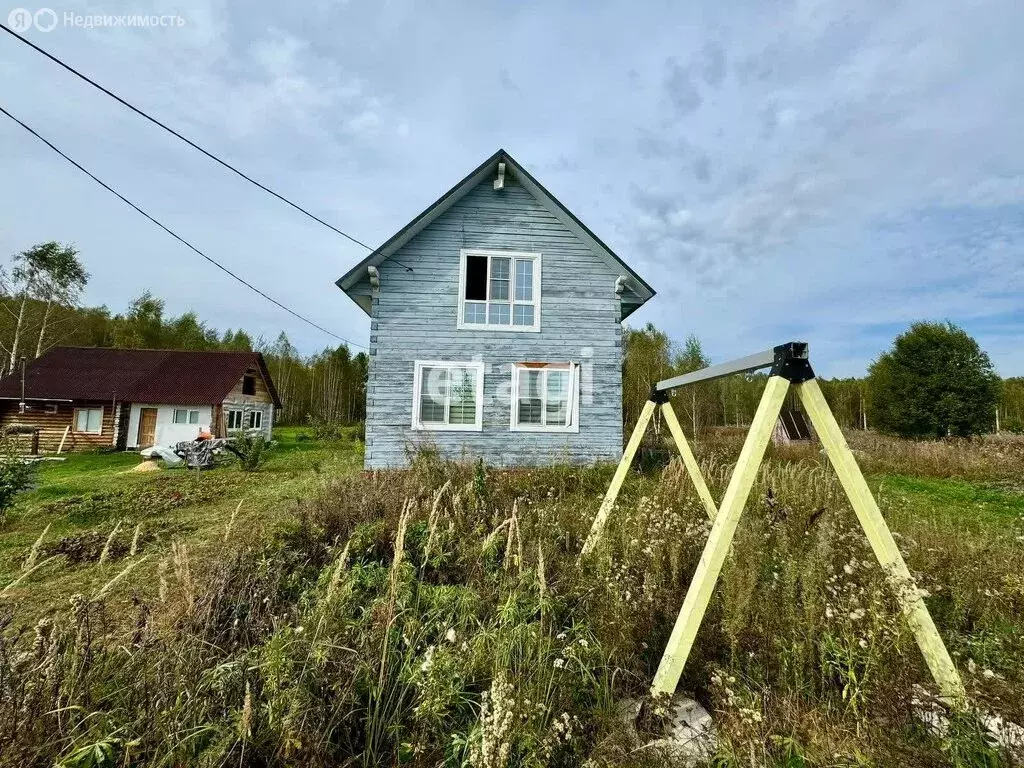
[0,347,282,407]
[335,148,655,318]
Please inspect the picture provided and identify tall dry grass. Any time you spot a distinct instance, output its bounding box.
[0,440,1020,766]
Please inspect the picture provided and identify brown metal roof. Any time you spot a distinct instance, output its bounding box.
[0,347,282,407]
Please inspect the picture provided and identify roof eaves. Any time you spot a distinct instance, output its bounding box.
[335,149,506,295]
[254,353,283,408]
[500,151,656,303]
[334,148,656,314]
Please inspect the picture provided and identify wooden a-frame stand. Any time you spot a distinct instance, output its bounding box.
[583,343,966,707]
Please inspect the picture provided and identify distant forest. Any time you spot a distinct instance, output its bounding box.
[623,324,1024,435]
[2,242,1021,434]
[0,242,366,426]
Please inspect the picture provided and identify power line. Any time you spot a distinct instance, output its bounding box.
[0,23,412,271]
[0,102,366,350]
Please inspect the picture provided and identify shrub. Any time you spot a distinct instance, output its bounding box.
[0,438,37,524]
[232,433,271,472]
[304,414,345,442]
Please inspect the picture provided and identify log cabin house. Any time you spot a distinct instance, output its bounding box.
[0,347,281,453]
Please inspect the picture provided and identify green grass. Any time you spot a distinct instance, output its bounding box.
[877,473,1024,532]
[0,426,363,624]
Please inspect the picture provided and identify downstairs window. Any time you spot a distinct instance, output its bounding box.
[511,363,580,432]
[73,407,103,434]
[413,361,485,431]
[173,409,200,424]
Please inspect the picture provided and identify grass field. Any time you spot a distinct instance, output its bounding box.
[0,426,363,624]
[0,428,1021,767]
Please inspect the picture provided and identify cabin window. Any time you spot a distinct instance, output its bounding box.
[73,407,103,434]
[242,375,256,395]
[458,249,541,332]
[173,409,200,424]
[249,411,263,429]
[44,403,58,415]
[226,410,244,430]
[412,360,485,431]
[510,363,580,432]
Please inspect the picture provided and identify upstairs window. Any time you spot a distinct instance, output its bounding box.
[511,363,580,432]
[458,249,540,332]
[412,360,485,431]
[242,375,256,395]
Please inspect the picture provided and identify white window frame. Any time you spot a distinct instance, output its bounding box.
[250,411,263,429]
[510,363,580,433]
[226,409,244,430]
[73,406,103,434]
[173,408,200,425]
[412,360,485,432]
[457,249,541,333]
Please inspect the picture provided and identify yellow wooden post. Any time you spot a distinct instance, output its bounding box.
[796,378,966,706]
[582,398,656,556]
[650,376,790,696]
[661,401,717,520]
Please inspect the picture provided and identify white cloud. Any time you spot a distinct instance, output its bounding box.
[0,0,1020,375]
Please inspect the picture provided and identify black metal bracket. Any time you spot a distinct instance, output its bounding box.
[770,342,815,383]
[649,386,671,404]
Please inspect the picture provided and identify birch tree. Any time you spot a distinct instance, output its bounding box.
[2,242,88,372]
[672,335,713,438]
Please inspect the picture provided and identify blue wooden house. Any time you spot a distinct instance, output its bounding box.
[337,149,655,469]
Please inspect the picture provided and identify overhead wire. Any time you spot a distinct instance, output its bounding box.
[0,102,366,349]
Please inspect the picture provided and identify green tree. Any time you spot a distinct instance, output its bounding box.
[221,328,254,351]
[621,323,673,432]
[867,322,1000,438]
[166,311,219,350]
[998,377,1024,433]
[672,334,713,437]
[111,292,166,348]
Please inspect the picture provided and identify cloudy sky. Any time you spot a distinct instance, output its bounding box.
[1,0,1021,376]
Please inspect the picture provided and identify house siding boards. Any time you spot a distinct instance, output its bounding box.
[0,349,282,452]
[0,400,116,452]
[360,174,624,469]
[221,366,275,439]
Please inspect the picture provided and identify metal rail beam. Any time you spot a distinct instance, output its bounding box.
[653,341,809,393]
